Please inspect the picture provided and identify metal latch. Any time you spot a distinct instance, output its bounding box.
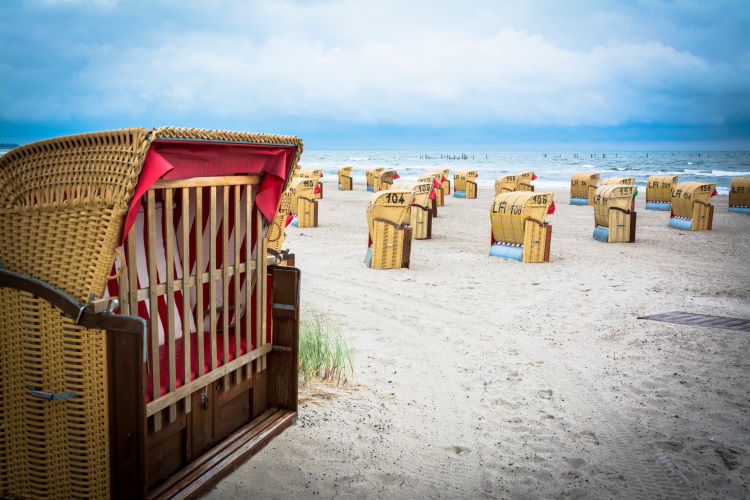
[28,386,76,401]
[200,387,209,410]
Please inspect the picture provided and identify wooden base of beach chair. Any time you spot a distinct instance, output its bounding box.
[608,208,637,242]
[466,181,477,199]
[410,205,432,239]
[691,202,713,230]
[339,176,353,191]
[522,220,552,263]
[442,180,451,195]
[297,198,318,228]
[370,220,411,269]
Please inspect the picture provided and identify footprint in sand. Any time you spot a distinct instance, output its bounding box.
[446,445,471,455]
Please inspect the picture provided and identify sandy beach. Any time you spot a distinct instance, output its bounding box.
[208,180,749,499]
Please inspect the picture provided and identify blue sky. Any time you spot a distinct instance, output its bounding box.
[1,0,749,150]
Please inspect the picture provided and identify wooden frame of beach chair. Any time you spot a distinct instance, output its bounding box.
[570,172,600,205]
[373,169,398,192]
[366,167,385,192]
[453,170,478,199]
[441,169,451,195]
[646,175,678,211]
[289,177,318,228]
[489,192,553,263]
[515,172,536,192]
[729,176,750,214]
[592,185,637,243]
[0,127,303,499]
[668,181,716,231]
[338,166,353,191]
[297,168,323,199]
[365,189,415,269]
[391,181,432,240]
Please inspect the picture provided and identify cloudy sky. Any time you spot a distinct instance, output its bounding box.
[1,0,748,149]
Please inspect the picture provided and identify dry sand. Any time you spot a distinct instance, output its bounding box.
[207,181,749,499]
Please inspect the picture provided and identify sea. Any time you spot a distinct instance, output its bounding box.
[301,151,750,194]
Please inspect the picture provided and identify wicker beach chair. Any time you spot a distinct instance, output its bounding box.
[365,189,415,269]
[646,175,678,210]
[425,170,447,206]
[592,184,638,242]
[391,181,433,239]
[515,171,537,192]
[495,174,518,195]
[366,167,385,192]
[373,169,400,192]
[453,170,478,199]
[570,172,600,205]
[418,172,441,217]
[297,168,324,199]
[338,166,353,191]
[668,181,716,230]
[288,177,318,227]
[441,168,451,195]
[0,127,303,498]
[489,192,554,262]
[729,176,750,214]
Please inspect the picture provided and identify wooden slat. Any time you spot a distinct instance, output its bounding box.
[133,263,253,300]
[152,175,261,189]
[126,225,138,327]
[118,245,130,315]
[261,211,268,371]
[165,188,177,423]
[245,187,253,379]
[146,344,273,416]
[233,185,242,384]
[222,186,230,388]
[196,187,205,377]
[210,186,218,371]
[147,190,162,432]
[181,186,192,413]
[256,209,264,373]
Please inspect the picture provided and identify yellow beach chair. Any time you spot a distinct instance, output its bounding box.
[601,176,635,186]
[426,170,446,206]
[570,172,600,205]
[365,189,415,269]
[453,170,478,198]
[392,181,433,239]
[668,181,716,230]
[0,127,302,498]
[441,169,451,194]
[373,169,400,192]
[495,174,518,195]
[645,175,678,211]
[366,167,385,192]
[338,166,353,191]
[298,168,324,199]
[729,176,750,214]
[516,171,537,192]
[418,172,441,217]
[489,192,554,262]
[592,184,638,242]
[289,177,318,227]
[267,189,296,265]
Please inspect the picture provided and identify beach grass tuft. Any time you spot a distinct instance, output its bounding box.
[299,313,353,386]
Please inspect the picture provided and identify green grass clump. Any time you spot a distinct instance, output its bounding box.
[299,314,353,386]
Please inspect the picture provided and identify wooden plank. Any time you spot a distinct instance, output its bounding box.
[118,245,130,316]
[181,187,192,414]
[256,209,264,373]
[127,226,139,328]
[245,187,253,380]
[210,186,218,371]
[146,344,273,416]
[165,187,177,423]
[152,175,261,189]
[133,264,253,300]
[195,187,205,377]
[233,185,242,384]
[147,190,162,432]
[222,185,231,388]
[267,266,300,412]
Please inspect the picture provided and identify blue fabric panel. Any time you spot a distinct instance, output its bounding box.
[668,217,693,230]
[729,206,750,215]
[453,191,466,198]
[593,226,609,242]
[290,214,298,227]
[367,185,374,192]
[489,243,524,261]
[570,197,588,206]
[364,247,373,267]
[338,184,343,190]
[645,201,671,211]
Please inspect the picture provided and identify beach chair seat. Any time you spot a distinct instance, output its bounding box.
[489,192,554,262]
[373,169,400,192]
[365,167,384,192]
[592,184,637,242]
[298,168,324,199]
[570,172,599,205]
[365,189,415,269]
[0,127,303,498]
[391,181,433,239]
[338,166,353,191]
[668,181,716,230]
[646,175,678,210]
[454,170,478,198]
[729,176,750,214]
[289,177,319,227]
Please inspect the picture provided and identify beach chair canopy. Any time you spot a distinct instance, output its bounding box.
[671,181,716,218]
[647,175,678,203]
[495,174,518,194]
[366,189,415,236]
[490,192,553,245]
[570,172,599,195]
[338,166,353,177]
[729,176,750,209]
[593,184,637,227]
[391,181,431,207]
[601,176,635,186]
[297,168,323,179]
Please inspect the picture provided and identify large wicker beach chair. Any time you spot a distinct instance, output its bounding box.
[489,192,554,262]
[592,184,638,242]
[365,189,414,269]
[365,167,385,192]
[338,166,353,191]
[0,127,303,498]
[729,176,750,214]
[453,170,478,199]
[570,172,600,205]
[646,175,678,210]
[668,181,716,230]
[288,177,318,227]
[391,181,433,239]
[297,168,324,199]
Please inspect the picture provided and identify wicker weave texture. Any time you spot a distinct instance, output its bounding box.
[0,289,110,499]
[370,221,406,269]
